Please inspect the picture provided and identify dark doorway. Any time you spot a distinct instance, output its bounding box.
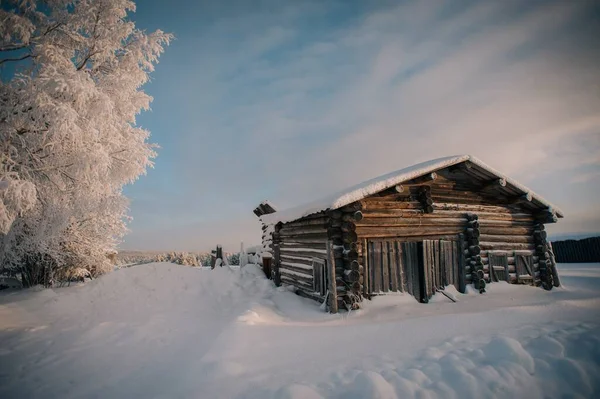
[366,238,460,303]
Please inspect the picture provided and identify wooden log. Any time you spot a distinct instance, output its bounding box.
[468,245,481,255]
[280,237,330,245]
[534,230,548,240]
[282,217,329,229]
[507,192,533,204]
[279,248,327,258]
[340,202,363,212]
[481,178,506,190]
[344,269,360,282]
[343,249,359,261]
[280,242,327,251]
[333,246,344,258]
[423,205,434,214]
[280,262,313,276]
[357,217,467,226]
[406,172,437,184]
[279,268,313,283]
[432,203,520,213]
[280,255,314,266]
[466,228,480,238]
[479,226,533,235]
[344,259,360,271]
[329,210,343,220]
[466,213,478,221]
[479,242,536,251]
[478,234,534,244]
[279,230,328,239]
[326,241,338,313]
[356,226,462,237]
[342,211,363,222]
[421,197,434,206]
[341,222,356,233]
[280,276,314,292]
[279,223,327,234]
[342,231,358,243]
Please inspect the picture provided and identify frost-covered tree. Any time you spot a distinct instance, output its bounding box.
[0,0,171,286]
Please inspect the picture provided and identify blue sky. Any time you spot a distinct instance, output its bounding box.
[123,0,600,251]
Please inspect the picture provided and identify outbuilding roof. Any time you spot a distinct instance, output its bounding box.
[261,155,563,225]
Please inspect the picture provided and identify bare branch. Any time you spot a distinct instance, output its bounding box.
[0,53,32,65]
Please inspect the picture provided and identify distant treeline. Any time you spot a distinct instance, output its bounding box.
[115,251,240,267]
[552,236,600,263]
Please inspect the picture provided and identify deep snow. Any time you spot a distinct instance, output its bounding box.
[1,263,599,398]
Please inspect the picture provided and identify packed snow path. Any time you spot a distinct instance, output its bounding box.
[1,263,599,398]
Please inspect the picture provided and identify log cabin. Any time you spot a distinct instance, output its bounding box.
[254,155,563,313]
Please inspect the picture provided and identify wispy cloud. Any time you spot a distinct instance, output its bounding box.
[123,0,600,251]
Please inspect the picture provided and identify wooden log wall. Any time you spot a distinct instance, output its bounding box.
[464,213,485,293]
[356,175,543,291]
[276,213,329,303]
[533,223,558,290]
[328,203,364,310]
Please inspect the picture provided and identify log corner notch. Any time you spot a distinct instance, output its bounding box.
[328,201,363,311]
[535,207,558,224]
[464,213,485,293]
[533,223,560,290]
[417,185,434,214]
[253,201,277,217]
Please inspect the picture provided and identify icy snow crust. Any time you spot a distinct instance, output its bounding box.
[1,263,599,398]
[261,155,564,225]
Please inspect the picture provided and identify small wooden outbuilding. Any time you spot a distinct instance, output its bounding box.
[255,155,563,312]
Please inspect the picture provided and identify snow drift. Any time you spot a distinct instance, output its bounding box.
[0,262,599,398]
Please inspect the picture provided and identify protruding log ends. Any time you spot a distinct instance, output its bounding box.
[340,202,363,213]
[533,222,555,290]
[377,185,405,196]
[533,230,547,240]
[342,231,358,244]
[342,211,363,222]
[328,203,364,310]
[341,222,356,233]
[416,172,437,183]
[344,269,360,282]
[343,249,359,261]
[466,228,480,238]
[481,178,506,191]
[466,245,481,256]
[465,212,485,293]
[417,186,434,214]
[466,213,479,222]
[535,208,558,224]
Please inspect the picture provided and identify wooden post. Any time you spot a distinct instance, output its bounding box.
[326,240,338,313]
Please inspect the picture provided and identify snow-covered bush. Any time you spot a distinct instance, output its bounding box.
[227,253,240,266]
[0,1,171,286]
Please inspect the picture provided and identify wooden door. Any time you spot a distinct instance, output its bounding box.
[515,254,534,285]
[366,240,421,301]
[489,253,509,282]
[421,239,460,300]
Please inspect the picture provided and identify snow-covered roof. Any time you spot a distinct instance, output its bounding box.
[261,155,564,225]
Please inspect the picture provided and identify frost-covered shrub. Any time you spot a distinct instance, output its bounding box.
[0,0,171,286]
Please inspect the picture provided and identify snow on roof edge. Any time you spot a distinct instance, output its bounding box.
[261,155,563,225]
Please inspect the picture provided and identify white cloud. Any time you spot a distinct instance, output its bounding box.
[125,0,600,250]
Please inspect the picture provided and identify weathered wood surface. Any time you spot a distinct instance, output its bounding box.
[326,241,338,313]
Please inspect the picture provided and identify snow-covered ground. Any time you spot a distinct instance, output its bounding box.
[1,263,599,399]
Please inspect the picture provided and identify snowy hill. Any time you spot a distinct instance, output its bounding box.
[1,263,599,398]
